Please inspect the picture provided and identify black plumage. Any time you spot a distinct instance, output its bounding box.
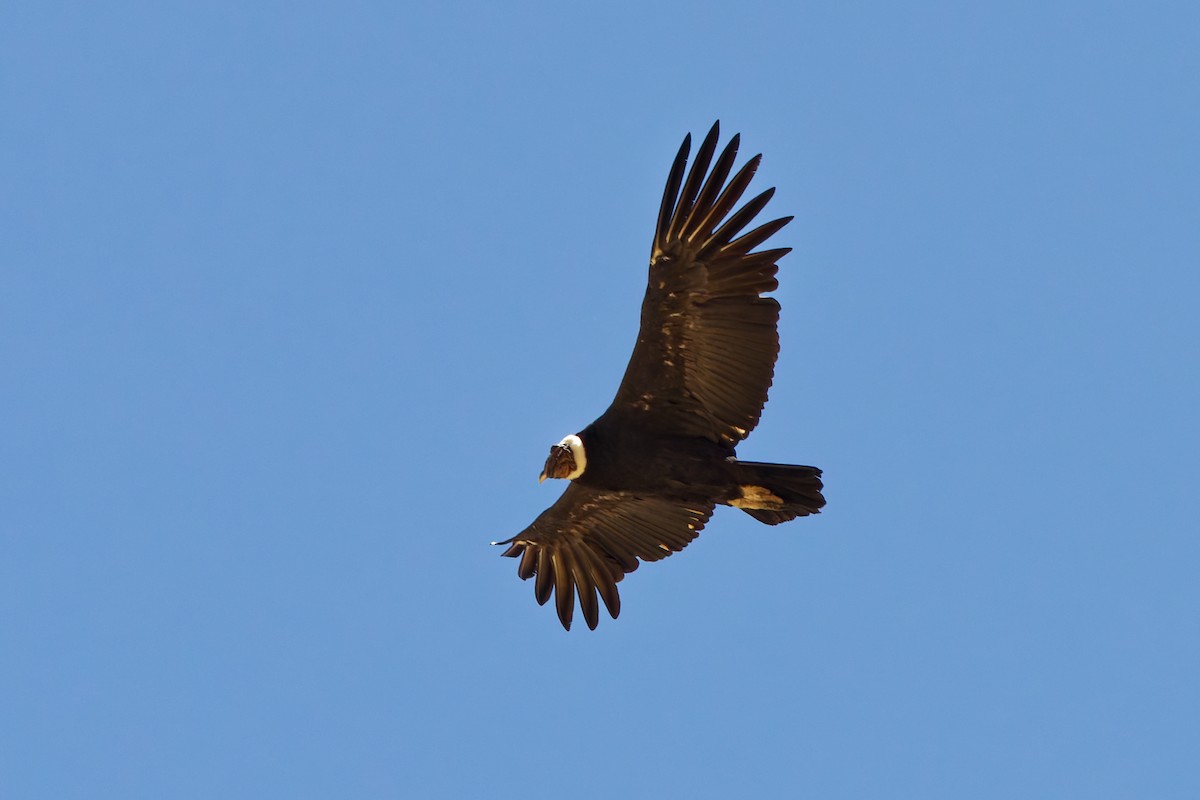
[496,122,825,630]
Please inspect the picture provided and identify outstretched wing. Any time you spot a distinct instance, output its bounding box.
[604,122,792,445]
[496,483,714,630]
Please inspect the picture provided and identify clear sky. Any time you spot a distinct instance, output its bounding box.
[3,2,1198,797]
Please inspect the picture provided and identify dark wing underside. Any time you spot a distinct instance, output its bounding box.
[497,483,714,630]
[605,122,792,445]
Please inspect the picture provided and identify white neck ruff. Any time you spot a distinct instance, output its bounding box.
[559,434,586,480]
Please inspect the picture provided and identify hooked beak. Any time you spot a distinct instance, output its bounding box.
[538,471,547,484]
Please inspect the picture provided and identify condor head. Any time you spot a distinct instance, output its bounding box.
[538,434,587,483]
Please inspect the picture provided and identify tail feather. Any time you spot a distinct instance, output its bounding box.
[728,461,825,525]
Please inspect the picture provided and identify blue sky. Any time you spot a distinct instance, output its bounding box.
[3,1,1198,797]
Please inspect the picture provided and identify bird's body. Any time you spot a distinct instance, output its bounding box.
[571,421,731,496]
[497,122,825,630]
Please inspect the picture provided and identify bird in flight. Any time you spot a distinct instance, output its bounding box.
[495,122,825,630]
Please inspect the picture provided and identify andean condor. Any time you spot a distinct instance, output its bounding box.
[496,122,825,630]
